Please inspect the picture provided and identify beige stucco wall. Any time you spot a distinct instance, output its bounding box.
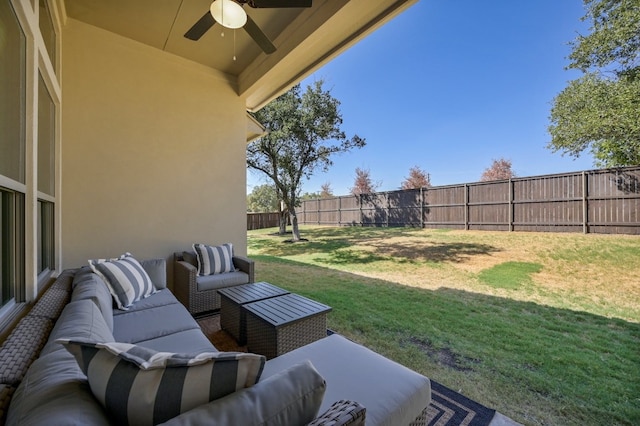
[61,19,247,278]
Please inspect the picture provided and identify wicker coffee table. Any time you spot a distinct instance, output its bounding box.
[244,293,332,359]
[218,282,289,345]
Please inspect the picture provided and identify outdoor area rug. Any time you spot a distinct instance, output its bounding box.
[426,379,496,426]
[197,315,497,426]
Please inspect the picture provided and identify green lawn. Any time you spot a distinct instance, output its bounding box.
[247,226,640,426]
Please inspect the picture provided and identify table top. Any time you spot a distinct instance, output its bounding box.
[217,282,289,304]
[243,293,332,327]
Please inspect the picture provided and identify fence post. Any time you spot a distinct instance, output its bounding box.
[386,192,390,227]
[582,171,589,234]
[359,194,363,226]
[338,196,342,226]
[509,179,514,232]
[420,187,424,228]
[464,184,469,230]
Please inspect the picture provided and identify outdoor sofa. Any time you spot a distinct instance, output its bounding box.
[1,256,431,425]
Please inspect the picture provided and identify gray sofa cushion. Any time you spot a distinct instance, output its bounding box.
[134,328,216,354]
[71,267,114,331]
[141,258,167,289]
[6,300,114,426]
[262,334,431,426]
[40,299,115,357]
[112,289,202,344]
[196,271,249,291]
[6,347,110,426]
[160,360,326,426]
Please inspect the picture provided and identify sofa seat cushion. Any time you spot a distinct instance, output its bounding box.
[262,334,431,426]
[196,271,249,292]
[112,290,202,344]
[40,299,115,357]
[59,339,265,426]
[160,360,326,426]
[5,348,110,426]
[135,328,216,354]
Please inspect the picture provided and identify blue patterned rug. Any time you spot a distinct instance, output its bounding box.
[426,379,496,426]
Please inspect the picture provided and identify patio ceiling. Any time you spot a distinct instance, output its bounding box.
[63,0,418,111]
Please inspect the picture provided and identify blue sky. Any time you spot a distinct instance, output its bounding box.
[247,0,596,196]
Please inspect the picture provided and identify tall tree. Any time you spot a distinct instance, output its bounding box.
[548,0,640,167]
[350,167,380,196]
[319,182,334,199]
[247,184,279,212]
[248,81,365,241]
[480,158,516,181]
[401,166,432,189]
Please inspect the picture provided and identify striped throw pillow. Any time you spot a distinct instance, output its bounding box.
[193,243,235,276]
[58,339,265,426]
[89,253,156,310]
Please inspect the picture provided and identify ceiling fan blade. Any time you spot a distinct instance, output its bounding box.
[243,15,276,54]
[246,0,312,8]
[184,12,215,40]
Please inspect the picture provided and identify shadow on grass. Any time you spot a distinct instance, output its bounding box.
[251,226,502,264]
[251,254,640,426]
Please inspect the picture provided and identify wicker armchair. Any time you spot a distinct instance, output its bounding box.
[173,251,255,315]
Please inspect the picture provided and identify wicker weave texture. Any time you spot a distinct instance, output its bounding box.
[308,400,366,426]
[0,384,15,425]
[246,311,327,359]
[28,288,70,320]
[47,269,75,292]
[220,296,242,342]
[408,406,429,426]
[0,316,53,385]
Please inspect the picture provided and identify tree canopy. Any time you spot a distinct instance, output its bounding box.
[350,167,380,196]
[248,81,365,240]
[401,166,431,189]
[548,0,640,167]
[480,158,516,181]
[247,184,279,212]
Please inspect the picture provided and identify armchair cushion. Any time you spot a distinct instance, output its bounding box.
[196,271,252,292]
[193,243,235,276]
[58,339,265,426]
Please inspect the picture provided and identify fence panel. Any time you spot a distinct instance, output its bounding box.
[423,185,466,229]
[247,212,280,230]
[294,166,640,235]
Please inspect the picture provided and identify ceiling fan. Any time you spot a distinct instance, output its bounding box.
[184,0,312,55]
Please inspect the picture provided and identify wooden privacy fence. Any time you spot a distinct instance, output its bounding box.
[298,166,640,235]
[247,212,281,230]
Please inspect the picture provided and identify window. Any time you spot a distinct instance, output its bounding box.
[0,0,26,184]
[38,74,55,196]
[39,0,56,67]
[37,200,54,274]
[1,190,25,308]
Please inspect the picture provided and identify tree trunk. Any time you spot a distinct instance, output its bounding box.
[278,210,288,234]
[291,208,301,241]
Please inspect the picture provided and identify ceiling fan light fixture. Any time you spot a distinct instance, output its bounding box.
[210,0,247,29]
